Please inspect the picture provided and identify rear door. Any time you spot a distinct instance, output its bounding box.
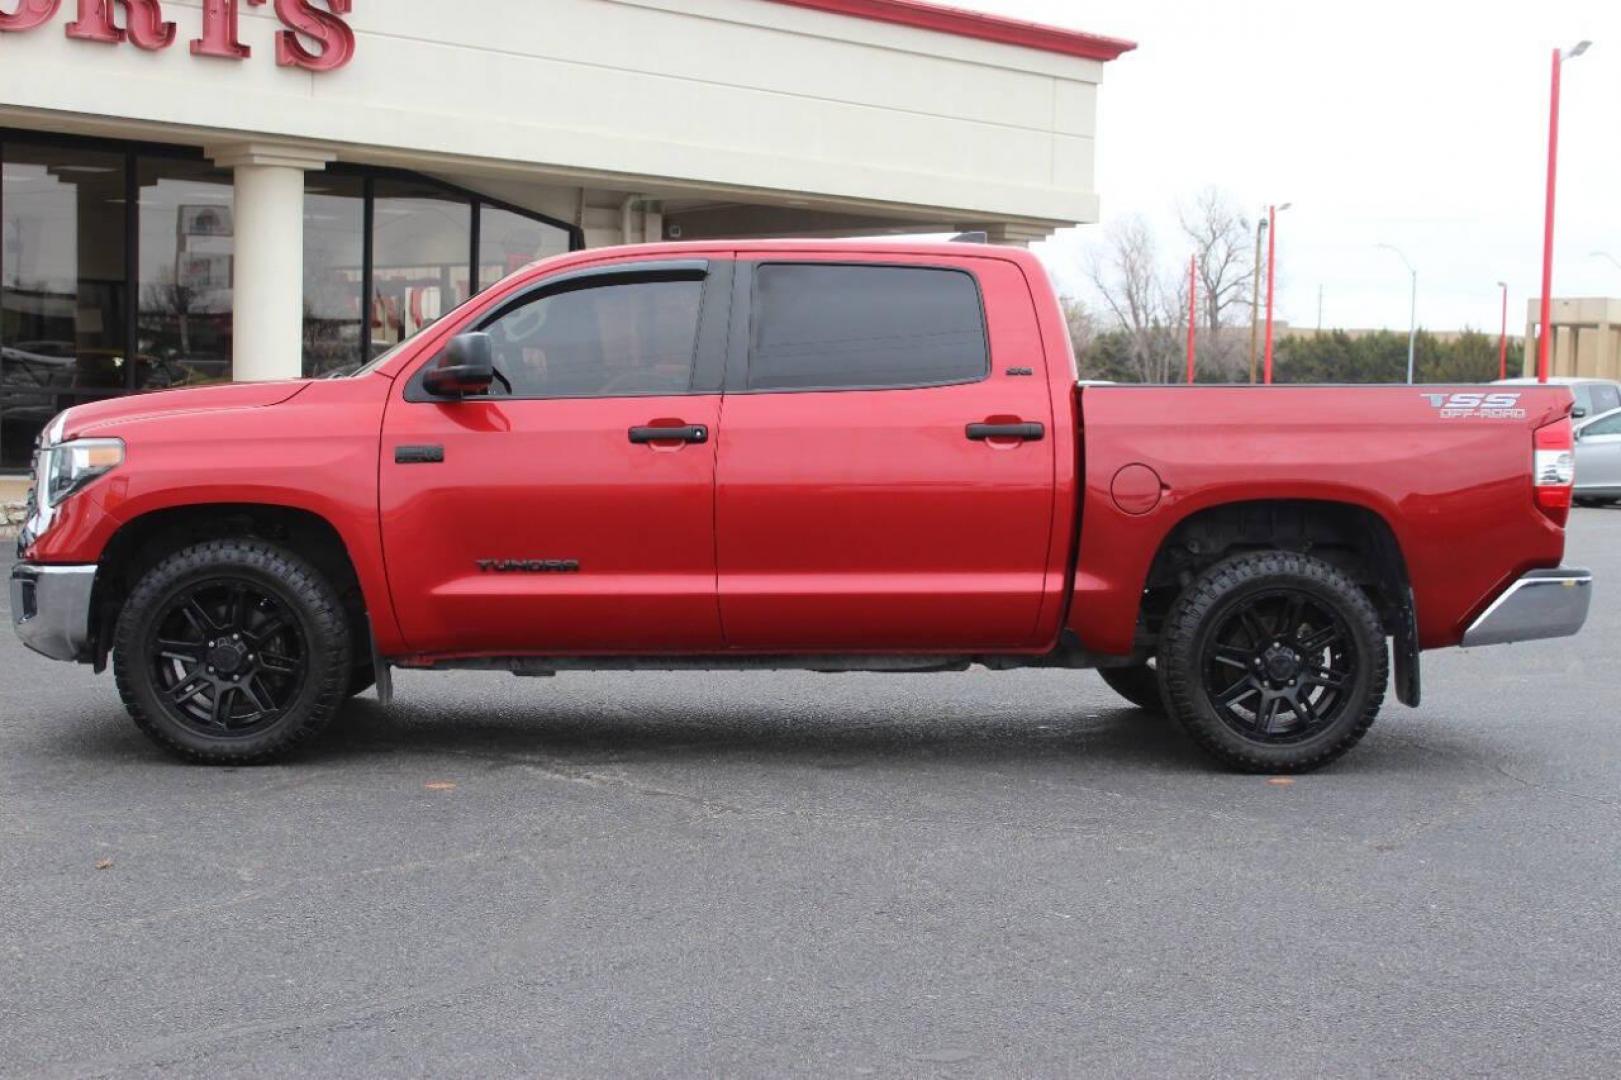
[713,255,1055,650]
[1577,410,1621,491]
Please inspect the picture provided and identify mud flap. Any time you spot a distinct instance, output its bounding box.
[367,616,394,706]
[1392,588,1420,707]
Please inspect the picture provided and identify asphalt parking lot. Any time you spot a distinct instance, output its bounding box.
[2,511,1618,1078]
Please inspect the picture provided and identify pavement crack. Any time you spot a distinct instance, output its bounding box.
[1489,761,1620,808]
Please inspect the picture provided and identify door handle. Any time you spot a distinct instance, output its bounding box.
[628,424,708,444]
[966,422,1044,441]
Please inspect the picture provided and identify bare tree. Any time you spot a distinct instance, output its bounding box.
[1179,188,1254,379]
[1060,296,1097,373]
[1089,215,1182,383]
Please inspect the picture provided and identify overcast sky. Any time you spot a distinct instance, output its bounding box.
[971,0,1621,335]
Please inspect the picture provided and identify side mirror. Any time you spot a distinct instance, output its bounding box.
[422,333,495,398]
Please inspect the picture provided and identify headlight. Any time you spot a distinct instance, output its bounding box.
[39,438,124,509]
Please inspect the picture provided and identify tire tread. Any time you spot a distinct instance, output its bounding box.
[1157,550,1387,773]
[112,538,351,765]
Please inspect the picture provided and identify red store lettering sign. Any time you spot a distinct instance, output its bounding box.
[0,0,355,72]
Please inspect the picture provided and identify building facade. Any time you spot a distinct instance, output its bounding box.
[0,0,1130,469]
[1524,297,1621,380]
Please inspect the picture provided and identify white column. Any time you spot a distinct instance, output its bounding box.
[207,143,334,382]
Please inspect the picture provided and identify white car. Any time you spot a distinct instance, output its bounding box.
[1495,376,1621,422]
[1574,407,1621,506]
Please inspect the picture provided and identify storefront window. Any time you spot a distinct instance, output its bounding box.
[137,157,234,390]
[1,145,129,468]
[478,206,571,291]
[302,174,365,376]
[2,136,579,469]
[371,180,471,358]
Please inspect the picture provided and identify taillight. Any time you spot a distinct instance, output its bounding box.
[1534,417,1574,526]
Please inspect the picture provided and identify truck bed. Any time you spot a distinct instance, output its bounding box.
[1068,384,1573,654]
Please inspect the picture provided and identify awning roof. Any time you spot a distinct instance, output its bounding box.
[764,0,1136,62]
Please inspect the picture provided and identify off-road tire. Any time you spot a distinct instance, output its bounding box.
[1098,663,1164,712]
[113,539,352,764]
[1157,550,1387,773]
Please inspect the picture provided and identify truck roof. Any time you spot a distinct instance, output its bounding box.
[518,239,1049,283]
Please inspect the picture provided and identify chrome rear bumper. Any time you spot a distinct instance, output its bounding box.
[9,563,96,662]
[1461,567,1593,648]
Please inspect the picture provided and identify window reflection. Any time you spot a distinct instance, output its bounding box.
[479,206,570,292]
[371,181,470,358]
[3,139,579,471]
[137,157,234,390]
[482,278,702,397]
[302,174,364,376]
[1,145,129,468]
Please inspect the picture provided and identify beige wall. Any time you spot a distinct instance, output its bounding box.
[1523,298,1621,379]
[0,0,1109,239]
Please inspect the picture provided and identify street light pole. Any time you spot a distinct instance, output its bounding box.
[1377,244,1417,383]
[1538,41,1592,383]
[1247,217,1267,384]
[1496,280,1509,380]
[1262,202,1291,383]
[1263,205,1278,383]
[1186,254,1198,385]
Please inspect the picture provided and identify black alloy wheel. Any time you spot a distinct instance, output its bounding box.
[1200,589,1355,744]
[147,579,308,736]
[1158,550,1387,773]
[114,539,353,764]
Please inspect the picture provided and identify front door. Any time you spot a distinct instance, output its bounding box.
[714,256,1057,651]
[380,260,730,656]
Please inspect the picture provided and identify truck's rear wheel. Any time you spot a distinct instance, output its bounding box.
[1157,551,1386,773]
[112,539,352,764]
[1098,663,1164,712]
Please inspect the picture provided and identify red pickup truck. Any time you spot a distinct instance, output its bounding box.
[10,241,1593,772]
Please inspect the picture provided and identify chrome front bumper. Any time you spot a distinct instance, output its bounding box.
[1461,567,1593,648]
[9,563,96,662]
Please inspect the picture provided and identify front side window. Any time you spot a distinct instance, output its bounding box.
[748,263,988,391]
[480,276,703,398]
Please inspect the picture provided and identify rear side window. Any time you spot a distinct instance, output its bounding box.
[1584,412,1621,437]
[1588,383,1621,415]
[748,264,988,391]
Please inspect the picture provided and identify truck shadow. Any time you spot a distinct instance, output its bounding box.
[49,688,1464,778]
[299,697,1229,776]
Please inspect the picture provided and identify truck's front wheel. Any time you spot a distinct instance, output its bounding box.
[112,539,352,764]
[1157,551,1387,773]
